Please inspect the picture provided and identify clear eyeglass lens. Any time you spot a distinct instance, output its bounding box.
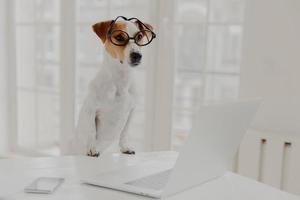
[110,30,129,46]
[135,30,153,46]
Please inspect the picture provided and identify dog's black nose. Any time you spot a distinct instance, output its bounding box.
[130,52,142,63]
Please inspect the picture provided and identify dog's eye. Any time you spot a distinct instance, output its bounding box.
[136,33,143,41]
[115,35,125,42]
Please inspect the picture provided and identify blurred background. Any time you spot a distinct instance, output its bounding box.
[0,0,245,154]
[0,0,299,196]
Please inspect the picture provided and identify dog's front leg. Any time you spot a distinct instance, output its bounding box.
[74,97,99,156]
[119,109,135,155]
[93,111,118,155]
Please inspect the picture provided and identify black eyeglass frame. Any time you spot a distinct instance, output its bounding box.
[106,16,156,47]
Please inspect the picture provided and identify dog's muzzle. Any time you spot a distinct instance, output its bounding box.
[129,52,142,67]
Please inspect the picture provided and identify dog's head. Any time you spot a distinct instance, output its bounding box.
[92,17,155,67]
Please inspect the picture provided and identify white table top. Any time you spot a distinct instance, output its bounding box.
[0,151,299,200]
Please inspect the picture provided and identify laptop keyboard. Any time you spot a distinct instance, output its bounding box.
[125,169,172,190]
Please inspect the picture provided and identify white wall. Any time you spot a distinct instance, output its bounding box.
[240,0,300,135]
[0,0,8,153]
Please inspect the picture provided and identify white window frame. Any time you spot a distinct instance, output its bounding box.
[59,0,76,154]
[148,0,175,150]
[6,0,18,152]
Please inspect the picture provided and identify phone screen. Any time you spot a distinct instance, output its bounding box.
[24,177,64,194]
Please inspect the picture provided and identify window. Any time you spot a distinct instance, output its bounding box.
[172,0,245,149]
[5,0,245,155]
[15,0,61,154]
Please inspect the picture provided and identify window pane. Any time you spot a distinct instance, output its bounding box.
[36,64,60,92]
[111,0,132,7]
[36,0,60,23]
[37,93,60,147]
[209,0,245,23]
[17,90,37,148]
[174,72,203,110]
[36,26,60,91]
[172,72,203,149]
[172,109,194,149]
[16,1,60,151]
[17,90,60,148]
[204,74,239,101]
[76,0,108,23]
[111,0,150,9]
[175,24,206,71]
[175,0,207,23]
[16,0,60,23]
[109,8,147,19]
[109,0,151,20]
[16,26,36,88]
[206,25,242,73]
[36,25,60,63]
[16,25,60,89]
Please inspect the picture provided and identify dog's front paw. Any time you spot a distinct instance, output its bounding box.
[87,149,100,157]
[122,150,135,155]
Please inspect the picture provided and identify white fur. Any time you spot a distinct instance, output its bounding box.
[68,21,141,155]
[124,22,142,65]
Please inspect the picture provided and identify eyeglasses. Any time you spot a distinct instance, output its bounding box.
[107,16,156,46]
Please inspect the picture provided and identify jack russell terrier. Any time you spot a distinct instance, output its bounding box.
[70,16,155,157]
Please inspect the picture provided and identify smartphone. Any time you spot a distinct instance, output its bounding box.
[24,177,64,194]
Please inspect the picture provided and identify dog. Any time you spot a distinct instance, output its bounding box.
[70,16,155,157]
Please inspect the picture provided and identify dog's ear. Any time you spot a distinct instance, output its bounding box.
[92,20,113,43]
[143,23,153,31]
[135,21,154,32]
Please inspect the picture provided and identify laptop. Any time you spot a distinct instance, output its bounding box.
[81,100,260,198]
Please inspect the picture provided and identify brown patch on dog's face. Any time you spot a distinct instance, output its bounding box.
[93,20,128,62]
[143,23,154,31]
[134,21,154,34]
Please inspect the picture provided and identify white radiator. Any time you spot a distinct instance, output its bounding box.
[237,130,300,195]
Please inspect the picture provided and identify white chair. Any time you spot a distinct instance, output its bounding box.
[237,130,300,196]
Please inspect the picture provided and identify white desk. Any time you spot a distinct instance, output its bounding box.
[0,151,299,200]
